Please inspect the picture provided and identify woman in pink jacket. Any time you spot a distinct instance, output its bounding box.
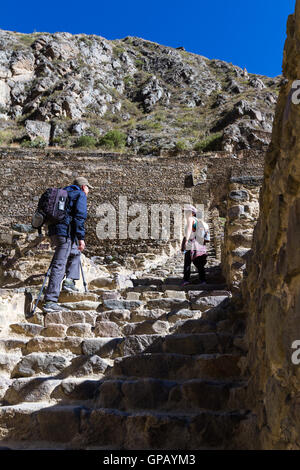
[181,205,210,286]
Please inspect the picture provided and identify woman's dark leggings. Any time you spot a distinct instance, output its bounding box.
[183,250,207,282]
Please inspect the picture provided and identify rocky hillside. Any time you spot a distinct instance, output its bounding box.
[0,29,282,154]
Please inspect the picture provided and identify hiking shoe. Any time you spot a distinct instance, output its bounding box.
[180,280,190,287]
[43,301,63,313]
[62,278,79,293]
[199,281,208,287]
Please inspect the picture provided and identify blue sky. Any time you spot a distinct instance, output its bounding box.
[0,0,295,77]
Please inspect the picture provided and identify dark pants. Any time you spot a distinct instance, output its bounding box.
[44,235,81,303]
[183,250,207,282]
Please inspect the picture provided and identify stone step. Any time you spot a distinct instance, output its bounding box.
[144,294,230,313]
[24,336,83,355]
[59,301,101,311]
[11,351,111,379]
[99,299,144,312]
[10,323,44,337]
[1,374,246,410]
[187,290,231,299]
[4,324,95,344]
[145,333,241,355]
[44,310,99,327]
[163,290,187,299]
[78,332,241,359]
[2,377,101,405]
[110,352,243,381]
[169,318,218,334]
[0,334,166,359]
[163,308,203,324]
[11,313,222,345]
[0,352,23,376]
[173,314,230,334]
[121,320,169,336]
[0,338,29,353]
[190,295,230,312]
[34,300,101,316]
[4,326,239,361]
[15,304,225,338]
[94,377,248,412]
[95,309,132,324]
[132,278,164,287]
[128,283,228,293]
[58,291,99,304]
[145,298,190,311]
[82,335,162,358]
[0,403,250,449]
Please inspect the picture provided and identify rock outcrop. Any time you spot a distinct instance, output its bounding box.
[0,29,280,153]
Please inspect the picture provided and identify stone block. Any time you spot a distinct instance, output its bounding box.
[25,337,82,354]
[13,353,71,377]
[10,323,43,337]
[228,205,245,220]
[229,190,249,202]
[122,320,169,335]
[40,323,67,338]
[100,299,143,311]
[96,309,131,324]
[89,277,115,290]
[191,296,229,312]
[117,335,162,356]
[66,323,93,338]
[81,338,122,357]
[94,320,123,338]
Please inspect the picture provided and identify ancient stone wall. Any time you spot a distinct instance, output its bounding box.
[0,147,265,259]
[241,2,300,449]
[210,207,223,262]
[222,176,261,291]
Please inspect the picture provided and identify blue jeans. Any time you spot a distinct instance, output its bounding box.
[44,235,81,302]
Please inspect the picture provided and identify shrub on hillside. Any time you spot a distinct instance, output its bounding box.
[194,132,223,153]
[74,135,97,148]
[21,137,46,148]
[0,130,14,145]
[97,130,127,150]
[174,140,187,152]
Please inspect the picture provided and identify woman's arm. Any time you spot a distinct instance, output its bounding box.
[181,216,193,252]
[185,215,193,241]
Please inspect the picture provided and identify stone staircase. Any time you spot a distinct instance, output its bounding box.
[0,250,251,450]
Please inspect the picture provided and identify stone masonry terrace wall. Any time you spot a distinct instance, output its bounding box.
[242,2,300,449]
[222,176,262,291]
[0,147,265,257]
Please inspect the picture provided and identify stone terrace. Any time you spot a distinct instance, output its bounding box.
[0,147,265,257]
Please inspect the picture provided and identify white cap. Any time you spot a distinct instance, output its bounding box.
[183,204,197,213]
